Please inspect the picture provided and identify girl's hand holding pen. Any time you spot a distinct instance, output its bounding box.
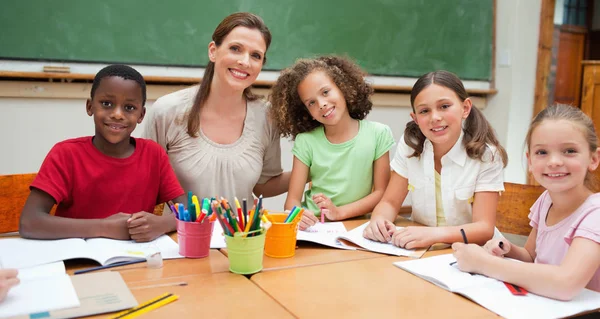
[363,218,395,243]
[483,238,511,257]
[451,242,490,274]
[312,193,340,221]
[298,209,318,230]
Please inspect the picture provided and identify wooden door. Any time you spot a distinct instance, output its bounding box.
[580,61,600,191]
[554,26,587,106]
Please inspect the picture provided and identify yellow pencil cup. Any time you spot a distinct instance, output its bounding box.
[264,213,299,258]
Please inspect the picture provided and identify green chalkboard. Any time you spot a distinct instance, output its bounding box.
[0,0,493,80]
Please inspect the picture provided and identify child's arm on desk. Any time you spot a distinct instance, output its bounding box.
[453,236,600,301]
[320,152,391,221]
[127,194,186,242]
[285,157,317,230]
[364,172,409,243]
[390,191,497,249]
[19,188,130,240]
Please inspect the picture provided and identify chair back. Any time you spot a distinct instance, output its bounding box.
[0,173,38,233]
[496,182,546,236]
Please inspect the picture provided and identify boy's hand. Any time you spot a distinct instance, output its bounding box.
[298,209,318,231]
[483,238,511,257]
[104,213,132,240]
[391,226,439,249]
[363,218,395,243]
[312,193,341,221]
[127,212,168,242]
[0,269,19,302]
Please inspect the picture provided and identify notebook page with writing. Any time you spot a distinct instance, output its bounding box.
[0,238,95,269]
[0,262,80,318]
[84,235,184,265]
[297,222,356,250]
[338,222,427,258]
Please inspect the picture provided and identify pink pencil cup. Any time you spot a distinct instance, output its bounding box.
[177,219,214,258]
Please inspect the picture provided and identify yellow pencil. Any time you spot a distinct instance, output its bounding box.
[107,293,179,319]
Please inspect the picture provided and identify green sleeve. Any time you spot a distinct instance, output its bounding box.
[374,123,395,160]
[291,132,312,167]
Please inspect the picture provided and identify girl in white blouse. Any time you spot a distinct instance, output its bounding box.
[364,70,508,249]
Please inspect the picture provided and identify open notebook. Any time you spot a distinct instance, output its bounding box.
[0,234,183,269]
[211,220,426,258]
[393,254,600,319]
[1,262,79,318]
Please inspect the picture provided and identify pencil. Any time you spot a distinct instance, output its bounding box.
[108,293,178,319]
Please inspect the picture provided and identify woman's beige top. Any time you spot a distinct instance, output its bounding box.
[142,86,283,203]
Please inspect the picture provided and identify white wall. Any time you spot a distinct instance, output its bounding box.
[0,0,543,209]
[483,0,541,184]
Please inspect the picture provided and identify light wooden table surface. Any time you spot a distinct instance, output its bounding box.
[250,255,497,319]
[85,272,294,319]
[219,218,424,272]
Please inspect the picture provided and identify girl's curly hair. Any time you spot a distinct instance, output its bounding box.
[269,56,374,139]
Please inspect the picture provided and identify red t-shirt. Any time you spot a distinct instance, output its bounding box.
[31,137,184,219]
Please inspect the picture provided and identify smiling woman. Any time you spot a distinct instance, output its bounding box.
[142,12,290,205]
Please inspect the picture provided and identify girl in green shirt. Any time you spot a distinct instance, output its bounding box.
[270,56,394,230]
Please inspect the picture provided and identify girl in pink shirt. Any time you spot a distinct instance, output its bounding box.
[453,104,600,300]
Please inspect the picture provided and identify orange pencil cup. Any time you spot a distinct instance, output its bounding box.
[264,213,299,258]
[177,219,214,258]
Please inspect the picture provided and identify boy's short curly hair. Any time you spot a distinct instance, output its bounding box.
[91,64,147,106]
[269,56,374,139]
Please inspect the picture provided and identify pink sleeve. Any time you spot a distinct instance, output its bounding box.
[528,191,549,229]
[565,206,600,245]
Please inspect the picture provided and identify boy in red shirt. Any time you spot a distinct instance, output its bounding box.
[19,65,184,242]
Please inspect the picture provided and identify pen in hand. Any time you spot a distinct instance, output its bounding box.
[450,228,469,267]
[460,228,468,244]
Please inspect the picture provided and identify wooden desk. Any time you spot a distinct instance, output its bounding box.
[251,256,496,318]
[85,273,294,319]
[219,218,416,272]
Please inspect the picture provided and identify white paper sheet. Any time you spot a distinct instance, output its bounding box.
[0,262,79,318]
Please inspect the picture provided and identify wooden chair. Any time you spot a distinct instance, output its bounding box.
[496,182,546,236]
[0,173,166,233]
[0,173,39,233]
